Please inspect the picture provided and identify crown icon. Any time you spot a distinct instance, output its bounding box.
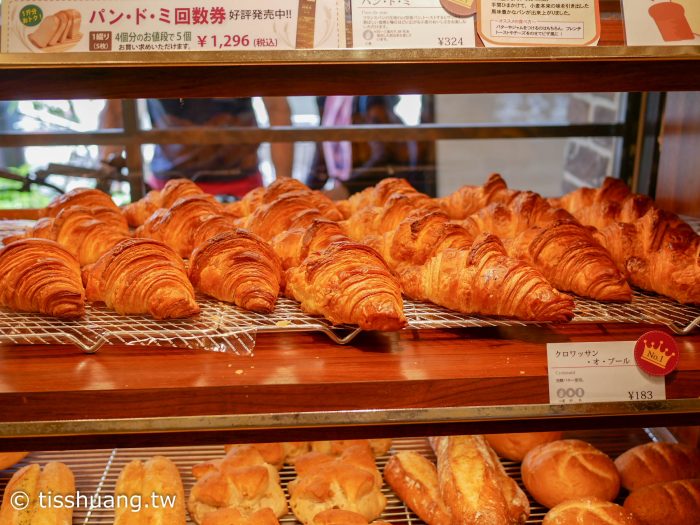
[640,338,675,369]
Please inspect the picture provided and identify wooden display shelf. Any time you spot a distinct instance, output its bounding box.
[1,46,699,99]
[1,324,699,450]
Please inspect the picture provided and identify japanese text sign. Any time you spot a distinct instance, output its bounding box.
[477,0,600,47]
[547,341,666,405]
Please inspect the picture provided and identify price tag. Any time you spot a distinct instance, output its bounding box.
[547,341,666,405]
[621,0,700,46]
[477,0,600,47]
[351,0,476,49]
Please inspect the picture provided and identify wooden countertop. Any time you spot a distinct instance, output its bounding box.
[1,324,699,449]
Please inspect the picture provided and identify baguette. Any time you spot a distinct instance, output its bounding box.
[383,451,451,525]
[623,478,700,525]
[432,435,529,524]
[615,442,700,491]
[0,462,75,524]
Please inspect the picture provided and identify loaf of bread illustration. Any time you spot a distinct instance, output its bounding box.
[29,9,82,50]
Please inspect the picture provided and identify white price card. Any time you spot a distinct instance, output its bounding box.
[352,0,476,49]
[477,0,600,47]
[1,0,348,53]
[547,341,666,405]
[621,0,700,46]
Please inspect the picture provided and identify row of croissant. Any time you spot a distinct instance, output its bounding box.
[3,435,698,524]
[0,175,697,325]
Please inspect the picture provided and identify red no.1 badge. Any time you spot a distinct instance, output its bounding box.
[634,330,679,377]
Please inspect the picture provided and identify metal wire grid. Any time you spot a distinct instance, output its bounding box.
[1,219,699,353]
[0,430,662,525]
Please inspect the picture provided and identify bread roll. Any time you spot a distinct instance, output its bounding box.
[521,439,620,509]
[189,445,287,524]
[201,506,280,525]
[615,442,700,491]
[114,455,187,525]
[0,462,75,524]
[311,439,392,458]
[0,452,28,470]
[543,498,642,525]
[223,442,310,470]
[383,451,451,525]
[288,445,386,524]
[623,478,700,525]
[312,508,392,525]
[484,432,563,462]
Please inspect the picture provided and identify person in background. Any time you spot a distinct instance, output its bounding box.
[100,97,293,199]
[306,95,435,199]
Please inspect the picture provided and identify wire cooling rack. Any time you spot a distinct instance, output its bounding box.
[1,218,699,353]
[0,430,665,525]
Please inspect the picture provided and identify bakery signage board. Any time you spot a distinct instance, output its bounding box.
[0,0,348,53]
[547,341,666,405]
[621,0,700,46]
[477,0,601,47]
[351,0,477,49]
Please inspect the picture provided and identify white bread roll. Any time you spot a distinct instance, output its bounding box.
[623,478,700,525]
[484,432,563,462]
[543,498,642,525]
[521,439,619,509]
[614,442,700,491]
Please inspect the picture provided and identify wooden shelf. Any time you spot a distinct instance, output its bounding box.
[1,324,699,450]
[1,46,699,99]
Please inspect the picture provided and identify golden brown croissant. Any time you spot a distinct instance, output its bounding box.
[190,214,239,249]
[122,188,162,227]
[270,218,347,270]
[436,173,512,219]
[556,178,700,304]
[0,238,85,317]
[136,195,225,258]
[41,187,119,218]
[4,206,131,266]
[224,187,265,219]
[189,230,283,313]
[0,462,75,524]
[398,234,574,321]
[337,177,422,218]
[114,456,187,525]
[83,238,200,319]
[243,193,339,241]
[460,192,632,301]
[285,241,406,331]
[122,178,209,227]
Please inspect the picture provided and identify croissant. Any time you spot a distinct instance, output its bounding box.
[0,238,85,317]
[190,214,239,249]
[285,241,406,331]
[41,187,119,218]
[4,206,131,266]
[122,178,209,227]
[461,192,631,301]
[270,218,347,270]
[398,234,574,321]
[556,178,700,304]
[243,193,337,241]
[224,187,265,219]
[337,177,421,218]
[122,188,162,227]
[83,238,200,318]
[136,195,225,258]
[189,230,283,313]
[436,173,512,219]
